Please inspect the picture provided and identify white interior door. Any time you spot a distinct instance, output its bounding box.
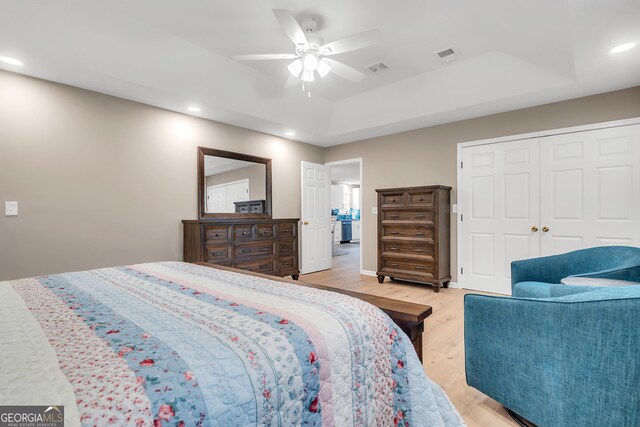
[461,139,541,295]
[207,186,226,213]
[226,180,249,212]
[540,124,640,254]
[301,161,332,274]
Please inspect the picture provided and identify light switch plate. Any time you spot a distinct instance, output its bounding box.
[372,207,378,214]
[5,201,18,216]
[452,204,458,213]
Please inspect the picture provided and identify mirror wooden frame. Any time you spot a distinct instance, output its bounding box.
[198,146,272,219]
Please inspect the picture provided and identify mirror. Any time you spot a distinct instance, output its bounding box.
[198,147,272,219]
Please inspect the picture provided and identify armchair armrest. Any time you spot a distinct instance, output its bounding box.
[464,293,640,427]
[510,252,574,287]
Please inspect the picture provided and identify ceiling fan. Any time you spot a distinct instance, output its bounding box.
[232,9,380,95]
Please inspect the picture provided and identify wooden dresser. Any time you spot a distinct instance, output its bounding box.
[376,186,451,292]
[183,218,300,279]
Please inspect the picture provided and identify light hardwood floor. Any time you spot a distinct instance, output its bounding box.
[302,243,516,427]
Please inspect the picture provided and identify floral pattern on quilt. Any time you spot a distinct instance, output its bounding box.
[5,262,465,427]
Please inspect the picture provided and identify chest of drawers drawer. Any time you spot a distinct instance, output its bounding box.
[277,239,297,255]
[205,245,233,263]
[382,210,433,222]
[381,258,434,276]
[235,258,276,274]
[383,226,433,239]
[383,240,434,257]
[235,241,274,259]
[205,225,232,243]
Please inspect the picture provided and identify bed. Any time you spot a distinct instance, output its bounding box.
[0,261,463,426]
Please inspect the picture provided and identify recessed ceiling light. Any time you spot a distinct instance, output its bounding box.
[0,56,24,66]
[187,106,201,112]
[285,131,296,136]
[610,42,636,54]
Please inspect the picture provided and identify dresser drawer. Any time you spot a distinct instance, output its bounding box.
[381,258,434,275]
[205,245,233,263]
[383,227,433,239]
[407,190,434,207]
[235,258,275,274]
[382,210,433,222]
[278,256,297,272]
[277,239,297,255]
[256,223,275,239]
[277,223,297,238]
[380,192,404,208]
[234,225,254,240]
[383,240,434,257]
[205,225,232,242]
[235,242,274,259]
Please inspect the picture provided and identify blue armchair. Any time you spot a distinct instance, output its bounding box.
[464,246,640,427]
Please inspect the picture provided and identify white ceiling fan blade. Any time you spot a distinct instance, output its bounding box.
[320,29,381,56]
[324,58,366,82]
[284,75,299,88]
[232,53,298,61]
[272,9,309,49]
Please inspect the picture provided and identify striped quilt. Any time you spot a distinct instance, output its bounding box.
[0,262,463,426]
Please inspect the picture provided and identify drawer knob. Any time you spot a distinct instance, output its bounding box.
[389,231,399,235]
[241,249,249,253]
[390,247,398,251]
[212,251,224,256]
[390,263,398,267]
[216,232,220,236]
[416,266,426,270]
[416,232,424,236]
[260,247,270,252]
[260,264,269,269]
[242,231,248,235]
[391,198,395,202]
[389,215,399,219]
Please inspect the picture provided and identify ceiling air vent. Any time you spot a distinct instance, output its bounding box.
[366,61,390,74]
[434,47,462,64]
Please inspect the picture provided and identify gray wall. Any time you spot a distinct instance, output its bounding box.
[324,86,640,278]
[0,70,323,280]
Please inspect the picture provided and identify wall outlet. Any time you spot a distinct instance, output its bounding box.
[372,207,378,214]
[5,201,18,216]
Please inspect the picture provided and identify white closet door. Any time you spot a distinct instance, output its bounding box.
[540,124,640,254]
[461,139,540,294]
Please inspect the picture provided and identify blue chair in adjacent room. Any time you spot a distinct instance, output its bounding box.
[464,246,640,427]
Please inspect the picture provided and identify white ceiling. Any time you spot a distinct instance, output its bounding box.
[1,1,639,147]
[204,156,260,176]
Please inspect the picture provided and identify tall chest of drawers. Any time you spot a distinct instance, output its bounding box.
[376,186,451,292]
[182,218,300,279]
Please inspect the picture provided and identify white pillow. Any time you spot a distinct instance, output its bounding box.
[561,277,638,287]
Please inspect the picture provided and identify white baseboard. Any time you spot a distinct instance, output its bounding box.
[447,281,459,289]
[360,269,377,276]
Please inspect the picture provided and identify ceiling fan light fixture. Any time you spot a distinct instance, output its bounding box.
[301,69,315,82]
[302,52,319,71]
[288,59,303,77]
[317,58,331,78]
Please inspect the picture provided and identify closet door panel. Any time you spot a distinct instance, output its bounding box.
[540,124,640,255]
[461,139,540,295]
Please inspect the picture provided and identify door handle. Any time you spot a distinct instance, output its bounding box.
[531,226,538,232]
[542,226,550,232]
[303,221,309,225]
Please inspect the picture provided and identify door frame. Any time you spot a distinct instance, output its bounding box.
[456,117,640,290]
[325,158,364,275]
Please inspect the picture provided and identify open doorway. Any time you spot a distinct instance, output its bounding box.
[326,158,362,275]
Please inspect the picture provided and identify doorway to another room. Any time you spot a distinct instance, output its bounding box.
[327,159,362,275]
